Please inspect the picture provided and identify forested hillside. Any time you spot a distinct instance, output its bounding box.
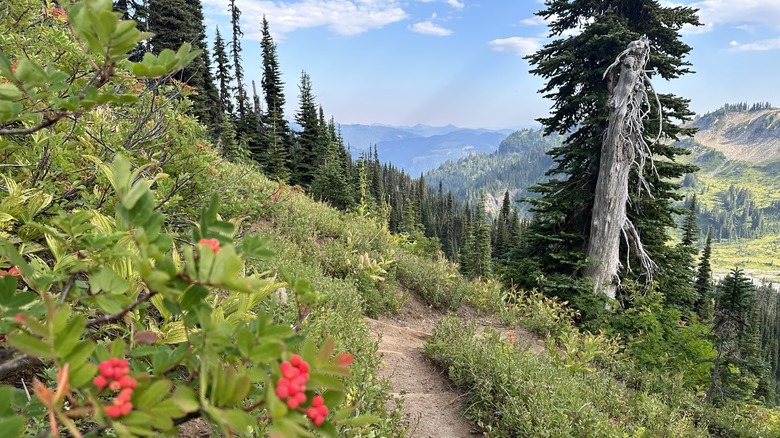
[2,0,780,437]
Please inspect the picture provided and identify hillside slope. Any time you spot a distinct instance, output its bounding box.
[688,105,780,164]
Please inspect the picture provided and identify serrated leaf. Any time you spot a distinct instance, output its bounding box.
[171,385,199,413]
[135,379,172,410]
[53,314,86,357]
[7,332,54,359]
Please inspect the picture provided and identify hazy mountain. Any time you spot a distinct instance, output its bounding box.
[339,124,512,175]
[426,128,562,214]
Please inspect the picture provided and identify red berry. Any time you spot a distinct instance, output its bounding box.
[117,359,129,368]
[120,402,133,415]
[105,405,122,418]
[295,392,306,404]
[113,366,128,377]
[290,354,302,367]
[109,380,122,391]
[275,385,289,399]
[313,415,325,426]
[7,266,20,276]
[306,407,318,420]
[317,405,329,417]
[99,362,114,378]
[93,375,107,388]
[311,395,324,407]
[117,388,133,402]
[287,397,301,409]
[280,361,292,375]
[108,357,119,366]
[337,352,354,367]
[119,375,136,389]
[298,361,310,373]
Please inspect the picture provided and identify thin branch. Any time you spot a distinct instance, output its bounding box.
[0,353,31,380]
[85,291,157,328]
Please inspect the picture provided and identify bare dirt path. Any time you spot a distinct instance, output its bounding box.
[365,296,480,438]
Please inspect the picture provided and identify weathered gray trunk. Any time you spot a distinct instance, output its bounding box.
[585,36,657,300]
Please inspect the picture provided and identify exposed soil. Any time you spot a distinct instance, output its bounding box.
[366,297,479,437]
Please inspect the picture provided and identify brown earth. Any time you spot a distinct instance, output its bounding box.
[365,295,544,438]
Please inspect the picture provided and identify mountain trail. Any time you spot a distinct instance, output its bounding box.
[366,294,544,437]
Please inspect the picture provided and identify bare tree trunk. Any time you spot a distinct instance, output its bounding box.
[585,36,658,300]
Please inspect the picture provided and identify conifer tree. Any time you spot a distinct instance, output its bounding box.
[148,0,220,125]
[707,268,767,402]
[229,0,248,119]
[682,194,699,247]
[212,27,233,116]
[695,228,715,320]
[259,16,290,172]
[510,0,700,310]
[292,71,321,186]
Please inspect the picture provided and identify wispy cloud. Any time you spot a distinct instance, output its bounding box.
[446,0,464,8]
[518,16,546,26]
[201,0,408,39]
[488,37,541,56]
[662,0,780,33]
[409,20,453,36]
[730,37,780,51]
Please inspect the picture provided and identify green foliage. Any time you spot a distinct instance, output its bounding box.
[425,316,706,437]
[395,251,467,310]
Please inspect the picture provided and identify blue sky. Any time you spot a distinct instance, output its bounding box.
[199,0,780,129]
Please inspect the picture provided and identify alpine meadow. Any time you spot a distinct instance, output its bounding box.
[2,0,780,437]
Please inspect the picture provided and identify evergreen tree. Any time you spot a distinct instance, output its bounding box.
[707,268,767,402]
[292,71,321,186]
[508,0,700,312]
[461,195,492,279]
[695,228,715,320]
[211,27,233,116]
[148,0,220,125]
[682,194,699,247]
[493,190,512,259]
[229,0,248,119]
[259,16,290,172]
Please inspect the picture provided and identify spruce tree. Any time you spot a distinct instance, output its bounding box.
[682,194,699,247]
[259,16,290,172]
[212,27,234,116]
[292,71,321,186]
[148,0,220,125]
[510,0,700,310]
[695,228,714,320]
[707,268,766,402]
[229,0,248,119]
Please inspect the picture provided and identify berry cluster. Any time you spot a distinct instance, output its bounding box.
[305,395,329,426]
[0,266,20,277]
[93,358,137,418]
[198,238,221,254]
[275,354,309,409]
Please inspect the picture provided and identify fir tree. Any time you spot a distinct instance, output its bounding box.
[212,27,233,116]
[696,228,714,320]
[259,16,290,172]
[292,71,321,186]
[682,194,699,247]
[229,0,248,119]
[509,0,700,312]
[707,268,767,402]
[148,0,220,125]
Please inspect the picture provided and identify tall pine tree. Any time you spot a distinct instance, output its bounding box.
[258,16,290,172]
[229,0,248,119]
[148,0,220,125]
[509,0,700,313]
[212,27,233,116]
[292,71,322,186]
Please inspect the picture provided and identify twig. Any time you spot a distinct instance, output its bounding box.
[0,353,30,380]
[85,291,157,328]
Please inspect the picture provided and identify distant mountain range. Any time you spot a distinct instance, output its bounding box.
[339,124,517,176]
[421,103,780,281]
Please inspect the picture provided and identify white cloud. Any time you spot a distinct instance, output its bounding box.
[409,20,453,36]
[201,0,408,39]
[663,0,780,33]
[729,37,780,51]
[518,15,546,26]
[488,37,541,56]
[446,0,464,8]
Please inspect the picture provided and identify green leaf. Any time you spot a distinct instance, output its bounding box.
[171,385,199,413]
[7,332,54,359]
[238,235,274,259]
[53,314,86,357]
[180,285,208,311]
[0,416,25,437]
[134,379,172,410]
[90,266,130,295]
[0,83,22,100]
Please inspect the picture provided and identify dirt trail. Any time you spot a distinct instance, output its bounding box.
[365,296,479,438]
